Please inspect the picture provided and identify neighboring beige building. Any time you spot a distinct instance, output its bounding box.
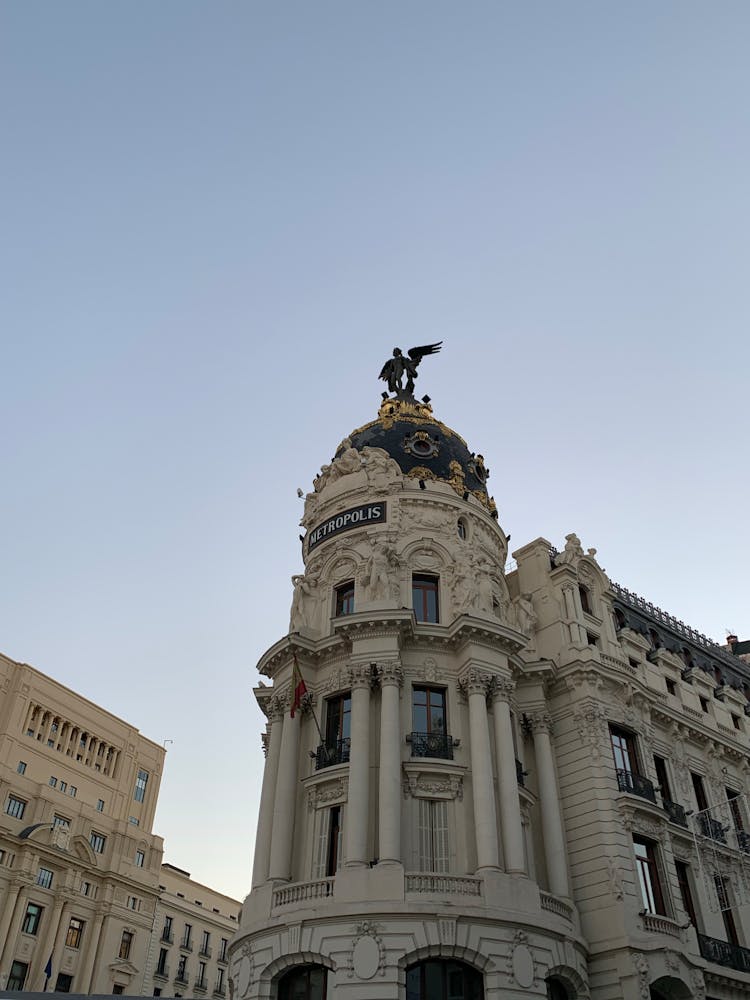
[144,863,239,998]
[0,653,240,996]
[232,388,750,1000]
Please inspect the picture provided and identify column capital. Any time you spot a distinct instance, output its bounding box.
[527,711,554,735]
[266,696,286,723]
[377,660,404,687]
[458,667,494,698]
[491,677,516,704]
[348,663,374,689]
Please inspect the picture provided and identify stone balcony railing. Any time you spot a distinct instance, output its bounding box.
[405,873,482,896]
[642,913,683,938]
[272,877,335,908]
[539,891,574,923]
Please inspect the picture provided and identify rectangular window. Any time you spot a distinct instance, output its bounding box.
[81,881,91,896]
[129,816,140,826]
[134,769,149,802]
[198,961,207,987]
[675,860,698,927]
[69,786,76,797]
[319,693,351,767]
[135,850,145,868]
[22,902,43,935]
[219,938,228,962]
[653,756,672,801]
[412,686,446,734]
[156,947,168,975]
[314,805,343,878]
[37,867,54,889]
[726,789,745,831]
[216,968,225,993]
[113,986,124,995]
[715,874,740,945]
[65,917,84,948]
[691,773,709,811]
[182,923,192,949]
[53,815,70,829]
[59,781,67,793]
[119,930,133,960]
[90,831,106,854]
[633,838,667,915]
[54,973,73,992]
[162,915,173,942]
[17,761,27,774]
[200,930,210,955]
[177,955,187,980]
[128,896,139,910]
[6,795,27,820]
[8,961,28,991]
[418,799,449,873]
[49,776,58,787]
[412,574,439,623]
[609,726,638,774]
[97,799,104,812]
[334,581,355,617]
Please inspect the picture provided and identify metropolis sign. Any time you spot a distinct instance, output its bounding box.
[307,502,387,551]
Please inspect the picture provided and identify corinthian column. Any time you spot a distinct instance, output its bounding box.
[268,694,301,881]
[530,712,570,898]
[460,668,500,872]
[345,664,372,867]
[378,660,404,865]
[492,679,526,875]
[252,697,284,887]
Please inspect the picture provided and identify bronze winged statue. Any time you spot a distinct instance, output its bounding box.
[379,342,442,396]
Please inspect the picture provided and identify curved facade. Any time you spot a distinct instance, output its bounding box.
[231,391,750,1000]
[231,396,587,999]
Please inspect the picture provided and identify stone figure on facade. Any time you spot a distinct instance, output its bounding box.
[555,532,585,567]
[327,440,363,484]
[512,593,537,637]
[362,538,399,601]
[361,446,401,488]
[450,556,477,612]
[476,556,497,615]
[290,569,320,630]
[379,342,442,395]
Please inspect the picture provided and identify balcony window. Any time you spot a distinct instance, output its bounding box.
[334,581,354,617]
[412,574,439,624]
[316,693,351,770]
[22,902,43,935]
[66,918,84,949]
[411,686,452,758]
[715,874,740,945]
[278,964,328,1000]
[37,867,54,889]
[633,837,667,915]
[675,860,698,927]
[5,795,26,820]
[418,799,449,873]
[119,930,133,960]
[314,805,342,879]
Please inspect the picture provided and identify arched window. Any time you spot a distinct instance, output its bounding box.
[546,978,571,1000]
[278,964,327,1000]
[406,959,483,1000]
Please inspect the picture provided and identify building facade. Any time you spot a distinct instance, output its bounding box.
[231,387,750,1000]
[0,653,241,996]
[143,863,239,998]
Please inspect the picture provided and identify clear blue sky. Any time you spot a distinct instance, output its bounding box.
[2,3,748,898]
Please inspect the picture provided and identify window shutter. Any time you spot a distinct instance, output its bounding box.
[433,800,449,873]
[418,799,432,871]
[314,809,330,879]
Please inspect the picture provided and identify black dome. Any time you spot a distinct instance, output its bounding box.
[337,397,496,515]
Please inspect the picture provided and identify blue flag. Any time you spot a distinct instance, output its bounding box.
[44,954,53,980]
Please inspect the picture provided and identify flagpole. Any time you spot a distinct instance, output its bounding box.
[291,649,325,744]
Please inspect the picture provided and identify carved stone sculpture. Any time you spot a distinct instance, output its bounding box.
[362,539,399,601]
[290,570,320,631]
[555,532,585,567]
[512,593,537,636]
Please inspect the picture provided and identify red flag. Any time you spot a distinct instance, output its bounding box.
[290,654,307,719]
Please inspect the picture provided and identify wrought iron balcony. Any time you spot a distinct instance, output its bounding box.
[174,973,188,986]
[697,813,727,843]
[194,978,208,993]
[409,731,454,760]
[314,738,350,769]
[516,758,526,787]
[662,798,688,828]
[698,933,750,974]
[616,769,657,803]
[154,965,169,981]
[180,937,193,952]
[199,945,212,959]
[160,930,173,945]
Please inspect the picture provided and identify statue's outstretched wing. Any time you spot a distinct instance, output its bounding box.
[379,360,394,381]
[407,342,443,363]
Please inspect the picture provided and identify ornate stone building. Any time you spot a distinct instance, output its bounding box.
[0,653,240,996]
[231,383,750,1000]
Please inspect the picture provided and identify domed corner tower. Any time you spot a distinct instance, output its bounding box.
[230,359,588,1000]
